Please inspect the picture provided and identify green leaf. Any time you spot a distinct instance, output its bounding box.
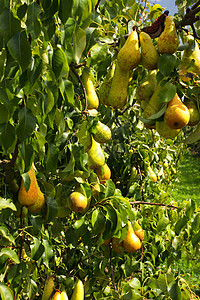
[191,231,200,247]
[168,280,182,300]
[0,198,16,211]
[0,283,14,300]
[158,54,177,77]
[0,8,21,42]
[45,87,54,114]
[42,239,53,267]
[104,180,116,198]
[26,2,41,39]
[91,208,106,234]
[158,82,176,103]
[16,107,37,142]
[52,46,69,79]
[21,172,31,193]
[0,48,6,81]
[175,216,188,235]
[46,144,59,173]
[58,0,73,23]
[65,80,74,106]
[31,237,45,261]
[28,55,43,91]
[0,103,9,124]
[90,43,108,63]
[73,25,86,63]
[185,199,196,219]
[7,30,32,72]
[0,248,20,264]
[0,226,15,244]
[0,122,15,150]
[46,197,58,222]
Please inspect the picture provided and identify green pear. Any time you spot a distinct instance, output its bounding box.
[184,98,200,126]
[92,121,111,144]
[117,30,141,72]
[87,137,105,169]
[76,120,92,152]
[156,120,181,139]
[107,62,129,109]
[181,34,200,76]
[82,68,99,110]
[42,276,54,300]
[98,64,115,106]
[142,83,164,126]
[157,16,179,55]
[137,70,157,102]
[164,93,190,129]
[139,32,159,70]
[71,279,84,300]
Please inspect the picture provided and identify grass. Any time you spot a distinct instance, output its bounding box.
[170,149,200,293]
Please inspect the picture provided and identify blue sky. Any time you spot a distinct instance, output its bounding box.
[149,0,178,15]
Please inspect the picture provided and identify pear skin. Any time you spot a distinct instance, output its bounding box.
[139,32,159,70]
[69,192,88,213]
[123,221,142,253]
[157,16,179,55]
[181,34,200,76]
[18,165,39,206]
[147,166,157,183]
[87,137,105,169]
[82,68,99,110]
[164,94,190,129]
[98,64,115,106]
[52,292,61,300]
[95,163,111,184]
[92,121,111,144]
[133,222,145,241]
[60,291,69,300]
[42,276,55,300]
[184,98,200,126]
[117,30,141,72]
[28,187,45,213]
[137,70,157,102]
[108,62,129,109]
[156,120,181,139]
[71,279,84,300]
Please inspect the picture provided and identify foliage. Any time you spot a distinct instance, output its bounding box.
[0,0,199,299]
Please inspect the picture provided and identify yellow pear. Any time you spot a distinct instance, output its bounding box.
[52,291,61,300]
[139,32,159,70]
[123,221,142,253]
[156,120,181,139]
[107,62,129,109]
[81,68,99,110]
[28,186,45,213]
[92,121,111,144]
[18,165,40,206]
[146,165,157,183]
[184,98,200,126]
[60,291,69,300]
[180,34,200,76]
[133,222,145,241]
[69,192,88,213]
[95,163,111,184]
[98,64,115,106]
[157,16,179,55]
[87,137,105,169]
[137,70,157,102]
[71,279,84,300]
[164,94,190,129]
[42,276,55,300]
[117,30,141,72]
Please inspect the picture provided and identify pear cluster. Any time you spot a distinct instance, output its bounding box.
[42,276,84,300]
[18,164,45,213]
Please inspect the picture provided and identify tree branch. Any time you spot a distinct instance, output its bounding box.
[130,201,178,209]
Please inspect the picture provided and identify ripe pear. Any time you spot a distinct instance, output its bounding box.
[71,279,84,300]
[18,165,40,206]
[92,121,111,144]
[137,70,157,102]
[147,166,157,183]
[139,32,159,70]
[133,222,144,241]
[95,163,111,184]
[107,62,129,109]
[81,68,99,110]
[157,16,179,55]
[28,186,45,213]
[42,276,54,300]
[123,221,142,253]
[52,292,61,300]
[69,191,88,213]
[164,93,190,129]
[76,120,92,152]
[181,34,200,76]
[142,83,163,125]
[98,64,115,106]
[60,291,69,300]
[87,137,105,169]
[112,237,124,253]
[184,98,200,126]
[156,120,181,139]
[117,30,141,72]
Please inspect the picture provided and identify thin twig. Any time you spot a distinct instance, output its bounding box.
[109,241,117,292]
[138,0,147,24]
[9,140,20,168]
[130,201,178,209]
